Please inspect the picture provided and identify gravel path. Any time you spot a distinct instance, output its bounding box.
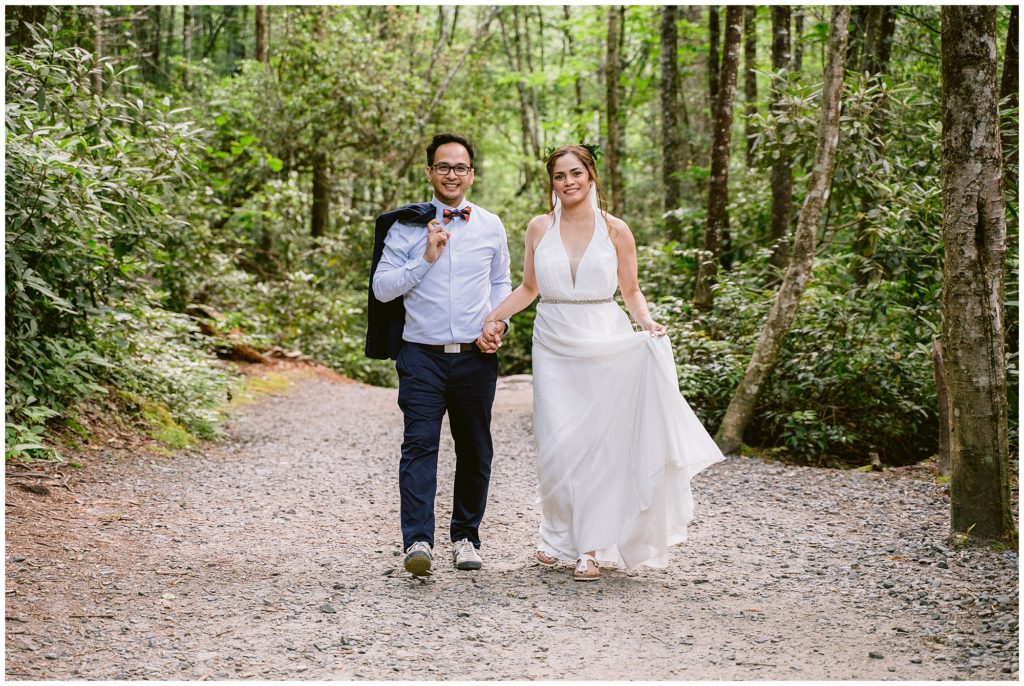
[5,368,1019,680]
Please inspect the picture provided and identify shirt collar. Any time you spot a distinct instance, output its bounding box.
[431,196,472,212]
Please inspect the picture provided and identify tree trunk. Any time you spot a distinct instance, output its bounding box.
[940,5,1013,543]
[851,6,898,284]
[562,6,586,140]
[183,6,192,88]
[999,5,1018,189]
[847,5,871,73]
[661,5,684,242]
[932,338,952,477]
[498,7,543,194]
[866,6,896,76]
[769,6,794,270]
[91,5,103,95]
[606,5,625,216]
[715,6,850,453]
[693,6,743,310]
[148,6,162,84]
[311,151,329,239]
[165,6,176,75]
[7,6,49,50]
[708,6,720,111]
[255,6,269,64]
[793,8,804,72]
[743,6,758,165]
[999,5,1018,106]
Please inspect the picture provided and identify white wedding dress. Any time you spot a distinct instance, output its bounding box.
[531,184,725,570]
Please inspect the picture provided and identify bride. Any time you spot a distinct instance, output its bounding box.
[483,144,724,581]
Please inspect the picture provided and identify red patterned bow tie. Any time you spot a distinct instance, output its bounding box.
[443,207,472,224]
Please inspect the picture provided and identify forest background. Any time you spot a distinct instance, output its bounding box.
[4,4,1019,476]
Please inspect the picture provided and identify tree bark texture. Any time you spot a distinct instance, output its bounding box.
[769,5,794,270]
[715,6,850,454]
[255,6,269,64]
[999,5,1018,189]
[743,6,758,165]
[606,5,625,217]
[708,6,720,111]
[940,5,1013,542]
[793,8,804,72]
[932,338,952,477]
[999,5,1018,107]
[693,6,742,310]
[661,5,684,241]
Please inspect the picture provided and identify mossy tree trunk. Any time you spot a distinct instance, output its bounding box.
[940,5,1014,544]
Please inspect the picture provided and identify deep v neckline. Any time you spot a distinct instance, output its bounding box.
[558,218,597,289]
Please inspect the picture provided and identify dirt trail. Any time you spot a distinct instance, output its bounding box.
[5,368,1018,679]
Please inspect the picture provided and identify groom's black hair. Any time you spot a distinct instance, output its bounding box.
[426,133,475,166]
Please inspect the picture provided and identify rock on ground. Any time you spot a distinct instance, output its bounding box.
[4,369,1019,680]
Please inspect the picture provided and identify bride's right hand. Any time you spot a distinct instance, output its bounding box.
[638,317,667,337]
[482,319,504,341]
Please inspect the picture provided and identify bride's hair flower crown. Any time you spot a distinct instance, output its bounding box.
[544,143,604,165]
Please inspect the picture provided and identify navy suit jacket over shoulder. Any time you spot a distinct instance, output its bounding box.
[365,202,436,359]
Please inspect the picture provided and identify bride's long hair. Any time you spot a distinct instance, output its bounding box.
[544,145,609,215]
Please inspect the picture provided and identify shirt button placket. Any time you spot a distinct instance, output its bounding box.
[448,224,457,343]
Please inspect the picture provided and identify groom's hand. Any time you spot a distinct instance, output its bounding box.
[476,320,504,353]
[423,219,450,263]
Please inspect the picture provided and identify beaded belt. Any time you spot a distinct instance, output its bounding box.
[539,297,614,305]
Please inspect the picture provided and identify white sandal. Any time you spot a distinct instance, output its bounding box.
[536,550,558,567]
[573,553,600,582]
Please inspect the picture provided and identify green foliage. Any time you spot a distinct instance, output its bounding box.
[5,7,1017,473]
[648,254,940,466]
[5,32,233,461]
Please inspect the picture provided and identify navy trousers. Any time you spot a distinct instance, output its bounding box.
[396,343,498,550]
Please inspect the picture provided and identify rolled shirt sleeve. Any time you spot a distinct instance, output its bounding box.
[372,223,433,303]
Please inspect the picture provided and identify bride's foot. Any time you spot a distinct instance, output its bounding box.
[573,553,600,582]
[536,550,558,567]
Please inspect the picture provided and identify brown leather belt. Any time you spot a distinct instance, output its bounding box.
[411,342,479,354]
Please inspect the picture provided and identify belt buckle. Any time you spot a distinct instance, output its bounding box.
[443,343,461,353]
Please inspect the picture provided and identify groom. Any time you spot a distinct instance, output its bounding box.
[370,133,511,576]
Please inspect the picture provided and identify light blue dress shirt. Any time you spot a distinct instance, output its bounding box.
[372,197,512,345]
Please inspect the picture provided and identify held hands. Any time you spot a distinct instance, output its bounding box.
[423,219,450,263]
[476,319,506,354]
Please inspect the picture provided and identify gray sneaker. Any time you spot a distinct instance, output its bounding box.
[452,538,482,570]
[403,541,433,577]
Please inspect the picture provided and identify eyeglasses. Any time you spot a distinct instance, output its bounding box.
[431,164,473,177]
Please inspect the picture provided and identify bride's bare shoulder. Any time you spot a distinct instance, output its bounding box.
[525,213,555,243]
[527,213,555,231]
[602,212,634,243]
